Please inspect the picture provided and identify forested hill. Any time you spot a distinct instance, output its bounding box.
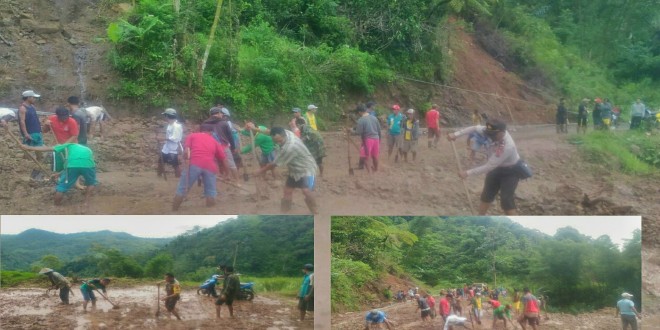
[332,216,641,312]
[161,215,314,279]
[1,229,170,270]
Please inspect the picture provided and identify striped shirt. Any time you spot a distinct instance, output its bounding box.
[274,130,318,180]
[454,125,520,176]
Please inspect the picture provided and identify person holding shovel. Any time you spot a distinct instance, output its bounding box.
[158,273,182,320]
[39,268,72,305]
[216,265,240,319]
[172,123,229,211]
[356,105,381,173]
[43,107,79,144]
[240,122,277,179]
[256,127,319,214]
[18,90,44,147]
[19,142,98,206]
[80,278,111,312]
[296,119,326,177]
[447,119,522,215]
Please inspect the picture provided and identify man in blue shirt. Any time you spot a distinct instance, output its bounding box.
[616,292,641,330]
[386,104,404,162]
[298,263,314,321]
[365,309,394,329]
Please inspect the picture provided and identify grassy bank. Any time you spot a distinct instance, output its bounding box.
[571,130,660,175]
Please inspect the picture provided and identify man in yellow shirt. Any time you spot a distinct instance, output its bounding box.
[306,104,318,131]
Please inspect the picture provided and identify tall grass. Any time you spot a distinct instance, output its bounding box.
[1,271,40,287]
[574,130,660,175]
[240,276,301,297]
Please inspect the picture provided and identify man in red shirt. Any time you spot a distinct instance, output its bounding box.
[43,107,79,144]
[425,104,440,148]
[518,287,541,330]
[439,293,453,323]
[172,124,230,211]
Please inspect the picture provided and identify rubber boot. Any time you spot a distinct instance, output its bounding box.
[172,195,184,211]
[281,198,292,212]
[304,196,319,214]
[206,197,216,207]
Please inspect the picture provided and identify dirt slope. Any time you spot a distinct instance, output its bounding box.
[0,286,312,329]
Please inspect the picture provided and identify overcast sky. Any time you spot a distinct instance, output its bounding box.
[511,216,640,248]
[0,215,238,238]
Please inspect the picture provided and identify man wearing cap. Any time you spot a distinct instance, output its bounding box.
[18,90,44,148]
[426,104,441,148]
[67,96,88,145]
[577,98,589,134]
[468,292,483,325]
[386,105,404,162]
[630,99,645,130]
[20,141,98,207]
[400,109,419,162]
[616,292,641,330]
[43,106,79,144]
[448,119,522,215]
[305,105,318,131]
[172,123,229,211]
[39,268,72,305]
[365,309,394,329]
[256,127,319,213]
[80,278,111,312]
[356,105,381,173]
[241,121,277,178]
[159,272,182,320]
[204,107,240,182]
[160,108,183,178]
[298,264,314,321]
[439,293,453,322]
[216,265,240,318]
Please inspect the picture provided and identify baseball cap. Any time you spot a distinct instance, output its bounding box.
[162,108,177,116]
[210,107,222,115]
[391,104,401,111]
[485,119,506,132]
[221,108,230,116]
[303,263,314,271]
[292,108,301,113]
[307,104,318,110]
[407,109,414,114]
[22,90,40,98]
[55,107,70,119]
[621,292,633,298]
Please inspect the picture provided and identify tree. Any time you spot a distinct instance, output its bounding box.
[30,255,63,272]
[144,253,175,278]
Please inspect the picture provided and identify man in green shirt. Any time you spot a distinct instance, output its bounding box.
[492,304,512,328]
[216,266,240,318]
[20,143,98,206]
[298,263,314,321]
[241,122,277,179]
[80,278,111,311]
[39,268,72,305]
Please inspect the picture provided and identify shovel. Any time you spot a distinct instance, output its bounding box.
[95,289,120,309]
[155,284,161,317]
[450,138,476,215]
[5,126,50,180]
[347,131,354,176]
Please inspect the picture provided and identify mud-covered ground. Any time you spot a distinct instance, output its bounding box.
[0,286,312,329]
[332,298,643,330]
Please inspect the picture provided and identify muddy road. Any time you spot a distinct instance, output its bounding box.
[0,119,656,217]
[332,299,642,330]
[0,286,311,329]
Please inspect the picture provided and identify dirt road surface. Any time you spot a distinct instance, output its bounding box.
[0,286,312,330]
[332,299,642,330]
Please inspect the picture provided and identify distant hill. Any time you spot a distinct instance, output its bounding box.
[1,229,171,270]
[162,215,314,278]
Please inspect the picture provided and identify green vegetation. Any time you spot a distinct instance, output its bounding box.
[0,271,41,287]
[571,130,660,174]
[240,276,301,297]
[331,216,641,313]
[0,215,313,286]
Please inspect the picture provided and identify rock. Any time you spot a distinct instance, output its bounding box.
[68,38,77,45]
[20,19,59,34]
[112,3,134,13]
[36,39,46,45]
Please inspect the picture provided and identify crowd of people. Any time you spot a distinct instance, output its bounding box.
[556,97,658,133]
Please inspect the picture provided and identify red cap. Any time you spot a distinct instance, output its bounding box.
[392,104,401,111]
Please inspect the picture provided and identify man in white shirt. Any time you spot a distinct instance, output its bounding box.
[448,119,522,215]
[160,108,183,178]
